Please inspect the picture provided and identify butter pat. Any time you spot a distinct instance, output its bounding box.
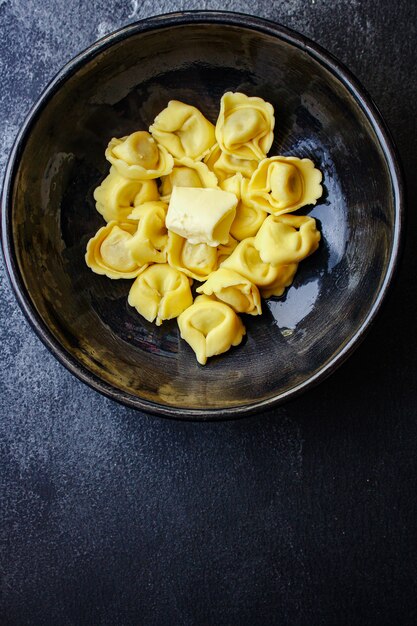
[166,186,238,247]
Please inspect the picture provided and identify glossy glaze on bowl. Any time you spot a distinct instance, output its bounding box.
[1,12,403,418]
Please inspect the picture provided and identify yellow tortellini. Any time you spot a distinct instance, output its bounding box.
[167,232,218,281]
[177,295,246,365]
[204,143,258,182]
[215,92,275,160]
[128,264,193,326]
[254,214,321,265]
[86,92,325,365]
[150,101,216,161]
[220,237,286,287]
[94,167,159,223]
[244,156,323,215]
[85,221,147,279]
[106,131,174,180]
[221,174,267,240]
[217,236,238,265]
[126,201,168,265]
[196,268,262,316]
[160,157,218,201]
[260,264,299,299]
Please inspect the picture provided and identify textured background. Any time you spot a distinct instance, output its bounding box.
[1,1,416,625]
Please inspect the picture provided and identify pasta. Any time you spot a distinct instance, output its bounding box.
[215,92,275,160]
[160,156,218,201]
[86,93,324,364]
[166,231,219,281]
[221,173,267,240]
[126,201,168,265]
[177,295,246,365]
[220,237,285,287]
[244,156,323,215]
[196,268,262,316]
[204,143,258,182]
[94,167,159,223]
[217,236,238,265]
[150,100,216,160]
[260,264,299,299]
[254,214,321,265]
[85,221,147,279]
[106,131,174,180]
[128,264,193,326]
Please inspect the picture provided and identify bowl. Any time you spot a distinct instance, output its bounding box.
[1,12,403,419]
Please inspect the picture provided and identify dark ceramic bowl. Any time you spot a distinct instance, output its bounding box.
[1,12,403,419]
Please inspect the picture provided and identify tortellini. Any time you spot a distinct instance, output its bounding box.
[204,143,258,182]
[215,92,275,160]
[254,214,321,265]
[94,167,159,223]
[160,157,218,200]
[167,232,219,281]
[197,268,262,316]
[86,93,325,365]
[128,264,193,326]
[126,201,168,265]
[260,264,299,299]
[244,156,323,215]
[221,174,267,240]
[217,236,238,265]
[85,221,147,279]
[220,237,286,287]
[177,295,246,365]
[106,131,174,180]
[150,101,216,161]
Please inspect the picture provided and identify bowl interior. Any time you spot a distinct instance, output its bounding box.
[8,18,397,415]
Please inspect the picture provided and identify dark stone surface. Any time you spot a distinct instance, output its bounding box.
[0,1,416,625]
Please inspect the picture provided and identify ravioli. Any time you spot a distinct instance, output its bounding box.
[150,100,216,160]
[177,295,246,365]
[128,264,192,326]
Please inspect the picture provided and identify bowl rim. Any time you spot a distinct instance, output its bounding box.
[1,10,405,421]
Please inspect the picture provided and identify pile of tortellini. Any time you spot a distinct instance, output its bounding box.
[86,92,323,365]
